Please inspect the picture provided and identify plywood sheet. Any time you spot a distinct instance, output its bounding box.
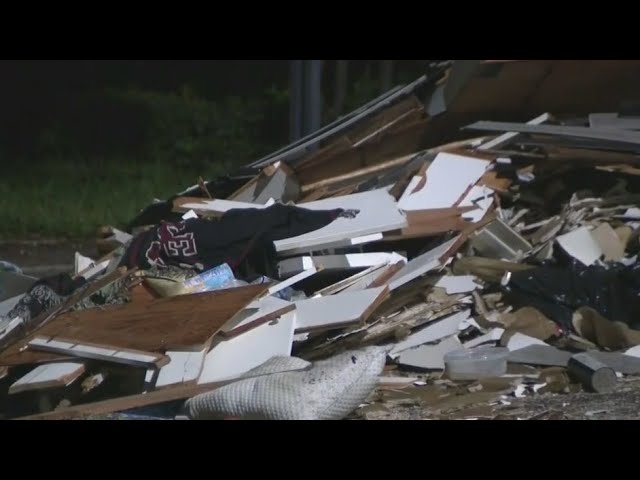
[0,284,267,366]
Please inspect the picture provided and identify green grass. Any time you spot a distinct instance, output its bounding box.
[0,158,229,240]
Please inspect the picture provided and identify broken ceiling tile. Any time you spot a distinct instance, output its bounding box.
[555,226,603,266]
[396,336,462,370]
[463,328,505,349]
[503,333,548,352]
[435,275,482,295]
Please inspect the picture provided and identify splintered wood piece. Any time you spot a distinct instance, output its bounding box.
[568,353,617,393]
[28,337,170,368]
[9,362,86,395]
[0,284,268,366]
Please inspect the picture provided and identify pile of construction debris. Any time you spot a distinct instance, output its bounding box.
[4,60,640,420]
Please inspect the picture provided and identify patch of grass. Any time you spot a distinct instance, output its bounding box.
[0,157,229,240]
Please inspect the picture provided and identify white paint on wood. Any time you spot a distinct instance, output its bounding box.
[341,262,406,293]
[78,259,111,281]
[275,189,407,253]
[398,176,422,205]
[314,264,389,296]
[9,362,85,394]
[197,311,296,384]
[396,335,462,370]
[29,337,165,368]
[156,349,208,388]
[556,226,603,266]
[398,153,490,211]
[278,252,405,277]
[269,267,318,295]
[387,236,461,291]
[0,294,24,317]
[435,275,481,295]
[389,310,470,358]
[294,287,387,333]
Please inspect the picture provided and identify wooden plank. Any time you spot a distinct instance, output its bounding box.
[274,189,407,254]
[28,337,169,368]
[0,284,267,366]
[9,362,86,395]
[477,113,551,151]
[268,267,320,296]
[387,236,461,291]
[464,120,640,148]
[173,197,266,216]
[198,311,296,384]
[293,286,389,333]
[155,349,208,389]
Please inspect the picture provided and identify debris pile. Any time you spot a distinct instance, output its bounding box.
[4,60,640,420]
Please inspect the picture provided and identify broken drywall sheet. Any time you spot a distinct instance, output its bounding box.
[197,311,296,384]
[9,362,86,395]
[459,185,495,223]
[75,253,94,275]
[278,252,406,277]
[268,267,318,296]
[463,328,504,349]
[507,344,572,367]
[156,349,208,388]
[398,152,491,211]
[435,275,481,295]
[274,189,408,254]
[590,223,625,262]
[389,310,470,358]
[396,335,462,370]
[471,218,532,261]
[387,236,460,291]
[505,333,548,352]
[181,198,268,214]
[556,226,603,266]
[294,287,387,333]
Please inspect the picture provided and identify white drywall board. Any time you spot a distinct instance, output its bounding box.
[505,333,548,352]
[389,310,470,358]
[398,152,491,211]
[181,198,268,213]
[182,209,199,220]
[555,226,603,266]
[435,275,481,295]
[278,252,405,277]
[314,263,389,296]
[269,267,318,295]
[9,362,86,395]
[156,349,208,388]
[282,233,385,257]
[459,185,495,223]
[274,189,407,254]
[293,287,387,333]
[197,311,296,384]
[340,263,402,293]
[396,335,462,370]
[0,294,24,317]
[398,175,422,204]
[225,295,293,331]
[387,236,461,291]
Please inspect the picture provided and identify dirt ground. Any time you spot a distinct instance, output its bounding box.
[5,241,640,420]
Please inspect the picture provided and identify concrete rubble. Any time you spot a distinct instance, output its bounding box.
[3,60,640,419]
